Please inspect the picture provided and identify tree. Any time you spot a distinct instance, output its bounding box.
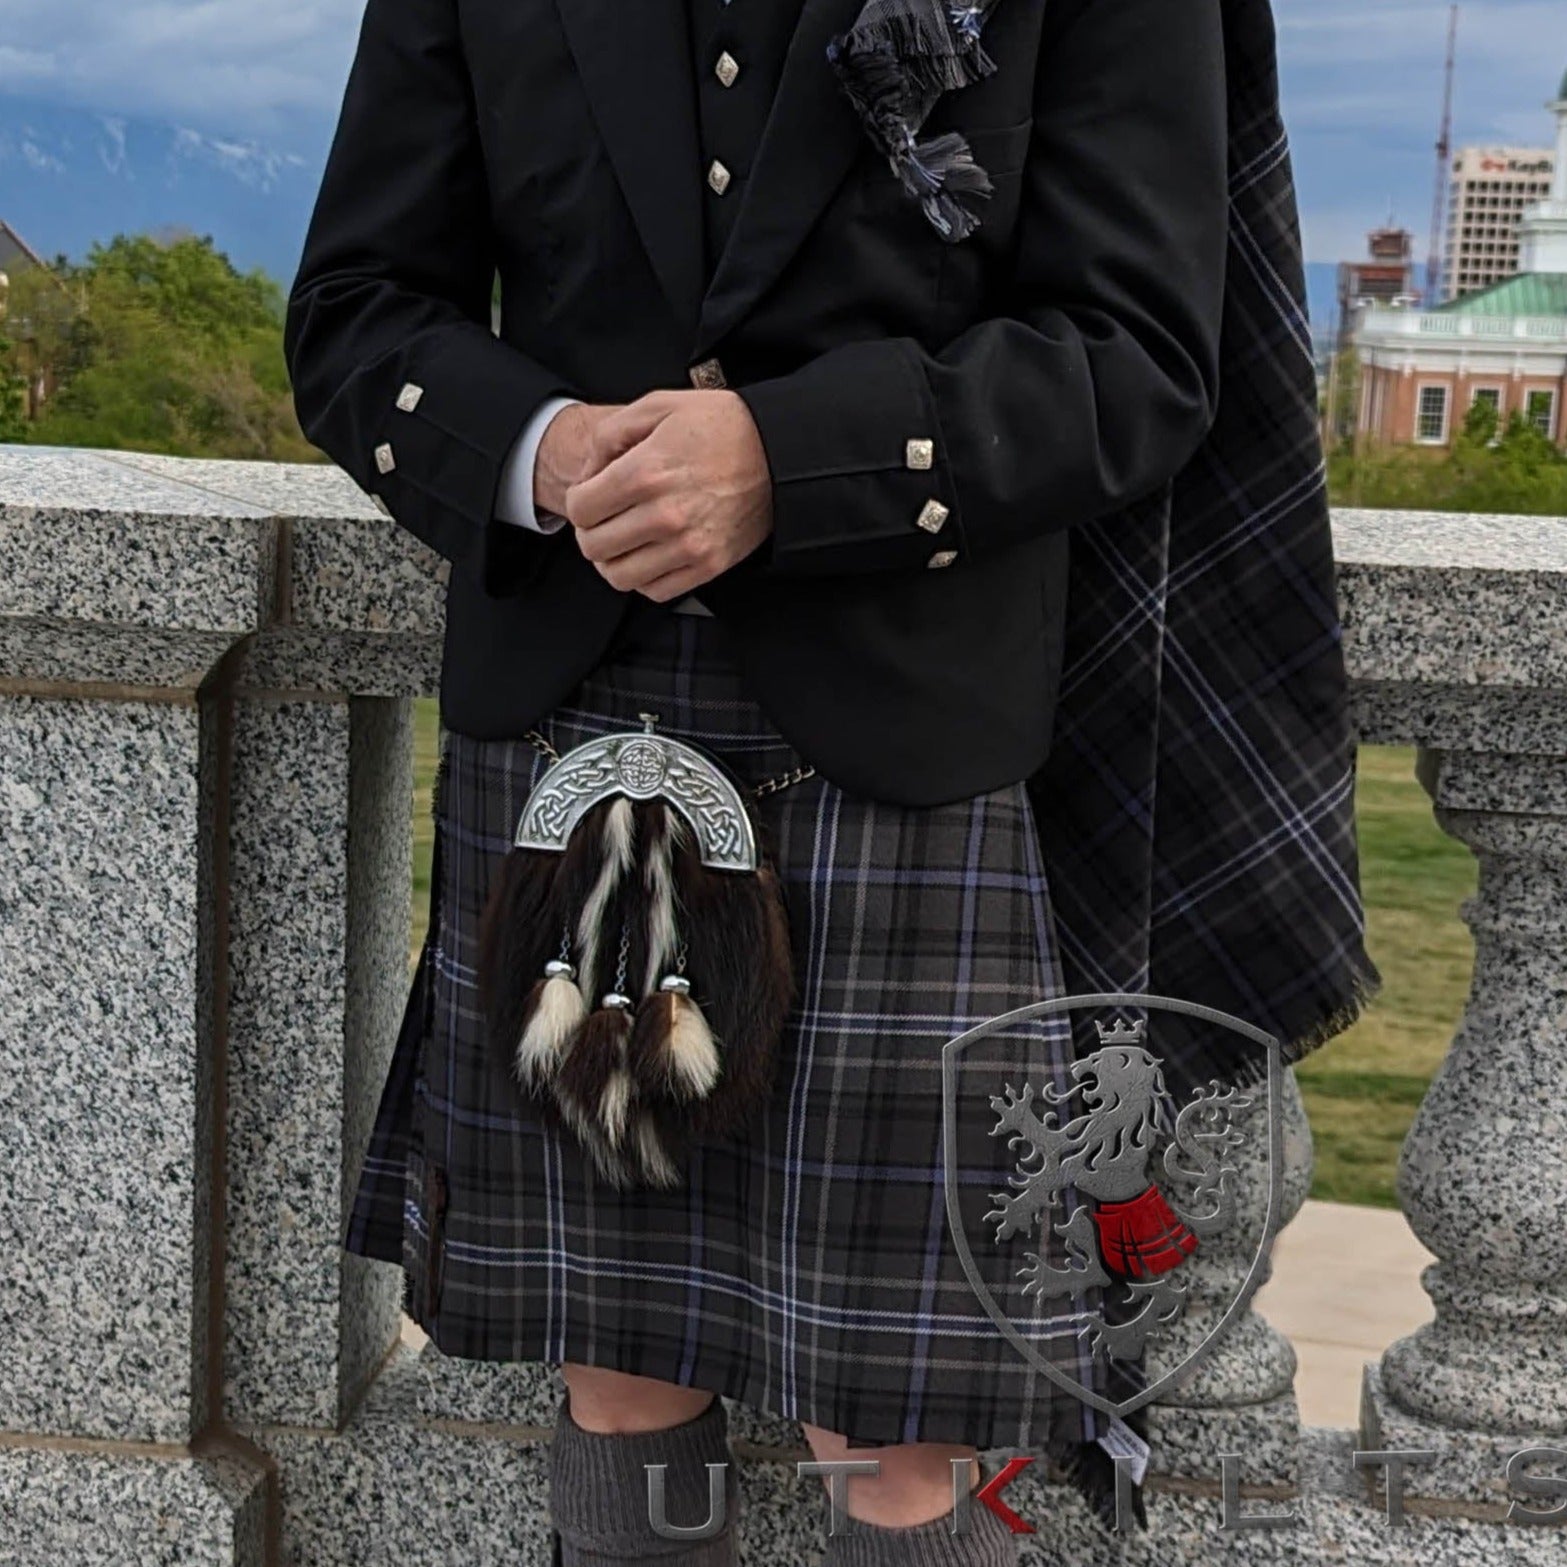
[1328,397,1567,516]
[0,326,25,441]
[21,232,316,461]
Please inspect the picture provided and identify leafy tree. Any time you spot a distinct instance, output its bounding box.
[1328,399,1567,516]
[15,232,316,461]
[0,326,25,442]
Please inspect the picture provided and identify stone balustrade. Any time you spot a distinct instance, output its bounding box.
[1,443,1564,1564]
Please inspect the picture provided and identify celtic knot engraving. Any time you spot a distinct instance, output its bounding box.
[514,730,757,871]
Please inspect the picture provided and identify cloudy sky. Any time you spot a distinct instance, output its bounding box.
[1,0,1563,264]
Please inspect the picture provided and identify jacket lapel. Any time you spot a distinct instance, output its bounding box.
[691,0,869,360]
[554,0,706,338]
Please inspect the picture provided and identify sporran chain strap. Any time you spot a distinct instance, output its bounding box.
[522,729,816,803]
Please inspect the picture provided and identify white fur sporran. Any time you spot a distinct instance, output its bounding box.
[477,714,796,1189]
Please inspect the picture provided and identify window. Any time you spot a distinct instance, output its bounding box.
[1471,387,1502,413]
[1416,385,1450,444]
[1525,390,1557,440]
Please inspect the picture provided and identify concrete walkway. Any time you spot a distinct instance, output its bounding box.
[1254,1197,1435,1427]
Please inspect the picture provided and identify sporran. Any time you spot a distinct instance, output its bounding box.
[476,713,802,1188]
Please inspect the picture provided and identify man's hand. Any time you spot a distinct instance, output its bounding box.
[533,402,626,518]
[561,388,774,602]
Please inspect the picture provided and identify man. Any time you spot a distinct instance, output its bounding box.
[285,0,1376,1559]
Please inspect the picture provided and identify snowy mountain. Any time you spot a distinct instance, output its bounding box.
[0,89,1357,347]
[0,91,324,287]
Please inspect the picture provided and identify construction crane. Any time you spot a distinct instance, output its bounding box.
[1426,4,1459,306]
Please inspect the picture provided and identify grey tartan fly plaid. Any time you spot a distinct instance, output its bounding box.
[346,612,1107,1456]
[1028,0,1379,1093]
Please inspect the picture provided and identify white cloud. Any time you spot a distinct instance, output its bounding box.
[0,0,1562,249]
[0,0,363,146]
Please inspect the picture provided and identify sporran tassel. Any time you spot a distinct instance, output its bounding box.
[513,951,587,1093]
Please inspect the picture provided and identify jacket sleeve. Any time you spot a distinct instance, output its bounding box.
[733,0,1230,578]
[283,0,578,596]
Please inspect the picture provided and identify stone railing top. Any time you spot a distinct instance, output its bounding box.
[2,444,1566,708]
[1331,507,1567,575]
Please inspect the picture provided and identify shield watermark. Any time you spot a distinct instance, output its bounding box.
[940,991,1284,1421]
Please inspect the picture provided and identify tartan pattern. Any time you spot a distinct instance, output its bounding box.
[346,612,1109,1455]
[1028,0,1380,1091]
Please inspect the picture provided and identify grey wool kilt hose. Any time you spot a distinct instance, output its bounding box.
[344,609,1106,1456]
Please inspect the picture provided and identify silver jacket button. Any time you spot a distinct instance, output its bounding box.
[926,548,958,569]
[373,441,396,474]
[689,357,727,389]
[915,498,949,534]
[905,438,934,470]
[707,159,732,195]
[395,381,424,412]
[715,51,740,87]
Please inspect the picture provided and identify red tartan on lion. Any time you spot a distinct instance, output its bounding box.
[1091,1185,1199,1278]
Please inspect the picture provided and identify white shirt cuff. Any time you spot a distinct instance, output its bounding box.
[495,395,582,533]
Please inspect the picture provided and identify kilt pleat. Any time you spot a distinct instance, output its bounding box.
[345,612,1106,1454]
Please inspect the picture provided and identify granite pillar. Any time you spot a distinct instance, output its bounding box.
[1144,1071,1314,1490]
[1362,748,1567,1510]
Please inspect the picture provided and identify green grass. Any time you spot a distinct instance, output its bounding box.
[405,710,1472,1209]
[410,698,441,952]
[1294,745,1476,1207]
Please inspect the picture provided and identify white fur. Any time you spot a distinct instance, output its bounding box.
[642,805,679,995]
[599,1066,633,1146]
[514,973,587,1087]
[635,1116,681,1188]
[666,993,721,1096]
[575,797,636,1001]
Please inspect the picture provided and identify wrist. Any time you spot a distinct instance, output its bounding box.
[534,402,590,516]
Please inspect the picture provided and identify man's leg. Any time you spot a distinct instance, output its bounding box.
[551,1364,739,1565]
[800,1424,1019,1566]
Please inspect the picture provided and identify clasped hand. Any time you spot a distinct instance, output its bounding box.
[536,388,774,603]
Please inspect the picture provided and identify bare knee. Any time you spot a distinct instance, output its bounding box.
[800,1422,980,1528]
[559,1362,716,1435]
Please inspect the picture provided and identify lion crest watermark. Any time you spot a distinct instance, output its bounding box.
[941,992,1284,1419]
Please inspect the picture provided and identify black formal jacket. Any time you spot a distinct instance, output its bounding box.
[284,0,1229,806]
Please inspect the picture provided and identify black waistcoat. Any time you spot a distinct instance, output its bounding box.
[684,0,801,273]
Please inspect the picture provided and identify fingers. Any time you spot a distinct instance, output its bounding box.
[572,496,727,594]
[586,535,694,595]
[570,497,678,563]
[634,564,710,604]
[567,419,684,531]
[583,389,683,476]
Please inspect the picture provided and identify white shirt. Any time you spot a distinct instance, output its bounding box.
[495,395,713,616]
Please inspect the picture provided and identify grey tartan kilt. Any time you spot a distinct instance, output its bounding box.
[345,610,1104,1453]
